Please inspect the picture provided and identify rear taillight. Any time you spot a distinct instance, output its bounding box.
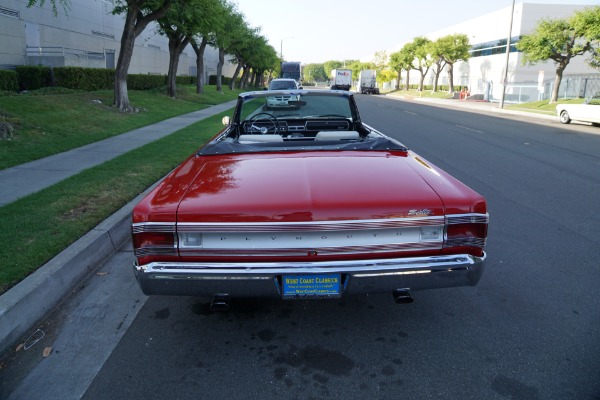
[444,214,488,250]
[132,223,177,258]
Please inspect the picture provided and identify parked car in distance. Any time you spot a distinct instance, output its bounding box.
[265,78,302,109]
[556,96,600,126]
[131,90,489,309]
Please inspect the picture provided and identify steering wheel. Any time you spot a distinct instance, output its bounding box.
[246,112,281,134]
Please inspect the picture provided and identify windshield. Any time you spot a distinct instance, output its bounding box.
[268,80,297,90]
[242,91,353,120]
[197,90,408,155]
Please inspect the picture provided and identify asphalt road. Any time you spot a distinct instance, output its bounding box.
[3,95,600,400]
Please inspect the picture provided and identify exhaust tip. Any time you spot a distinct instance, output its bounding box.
[210,294,231,311]
[392,289,413,304]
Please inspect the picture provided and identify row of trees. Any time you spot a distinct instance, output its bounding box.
[30,0,280,111]
[306,6,600,104]
[302,33,469,94]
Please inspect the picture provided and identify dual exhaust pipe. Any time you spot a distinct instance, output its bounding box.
[210,294,231,311]
[392,289,413,304]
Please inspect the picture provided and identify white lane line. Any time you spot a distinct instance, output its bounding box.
[404,111,418,115]
[456,124,484,133]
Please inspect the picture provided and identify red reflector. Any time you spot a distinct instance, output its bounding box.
[132,232,175,250]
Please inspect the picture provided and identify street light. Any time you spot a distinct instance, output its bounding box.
[499,0,516,109]
[280,36,294,60]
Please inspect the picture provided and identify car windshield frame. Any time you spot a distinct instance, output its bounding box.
[197,90,408,156]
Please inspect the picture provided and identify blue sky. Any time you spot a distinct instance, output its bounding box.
[233,0,600,64]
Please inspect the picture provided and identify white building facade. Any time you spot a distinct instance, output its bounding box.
[412,3,599,102]
[0,0,236,80]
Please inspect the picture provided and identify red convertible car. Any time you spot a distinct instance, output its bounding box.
[131,90,488,308]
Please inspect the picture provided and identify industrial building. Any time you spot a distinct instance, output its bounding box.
[0,0,235,80]
[409,2,600,102]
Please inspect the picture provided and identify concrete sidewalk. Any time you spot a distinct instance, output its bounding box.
[0,94,556,355]
[0,99,238,207]
[0,100,237,354]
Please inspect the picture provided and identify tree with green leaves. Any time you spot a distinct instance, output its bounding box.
[112,0,177,111]
[428,37,448,92]
[410,37,433,91]
[390,43,416,90]
[572,7,600,70]
[28,0,176,111]
[157,0,208,98]
[213,4,247,92]
[517,7,600,103]
[187,0,227,95]
[437,33,470,93]
[323,61,343,79]
[303,64,327,83]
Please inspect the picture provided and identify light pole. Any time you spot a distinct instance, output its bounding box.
[499,0,515,109]
[280,36,294,61]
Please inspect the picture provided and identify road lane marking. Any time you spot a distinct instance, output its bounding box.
[456,124,484,133]
[404,111,418,115]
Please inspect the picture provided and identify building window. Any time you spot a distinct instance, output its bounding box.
[469,36,521,58]
[0,6,20,19]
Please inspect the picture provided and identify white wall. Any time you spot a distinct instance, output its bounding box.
[0,0,236,78]
[398,2,599,99]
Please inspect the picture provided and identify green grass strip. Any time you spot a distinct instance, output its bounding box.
[0,85,242,169]
[0,113,228,294]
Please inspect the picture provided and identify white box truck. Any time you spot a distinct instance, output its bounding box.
[357,70,379,94]
[330,68,352,91]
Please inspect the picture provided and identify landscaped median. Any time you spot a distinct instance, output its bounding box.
[0,86,243,294]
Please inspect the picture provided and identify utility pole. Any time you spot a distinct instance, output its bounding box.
[500,0,516,109]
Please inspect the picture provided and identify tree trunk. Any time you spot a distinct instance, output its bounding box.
[550,63,567,103]
[418,71,425,91]
[229,62,243,90]
[405,70,410,91]
[191,37,207,95]
[167,35,189,98]
[114,1,172,112]
[216,48,224,92]
[114,9,138,112]
[433,72,440,92]
[447,63,455,93]
[395,70,401,90]
[240,65,250,89]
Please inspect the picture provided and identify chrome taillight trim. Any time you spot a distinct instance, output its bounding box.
[132,222,176,234]
[134,246,178,257]
[176,216,445,232]
[444,238,487,248]
[446,213,489,225]
[178,242,441,257]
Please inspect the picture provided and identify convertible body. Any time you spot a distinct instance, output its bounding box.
[556,97,600,126]
[131,90,488,304]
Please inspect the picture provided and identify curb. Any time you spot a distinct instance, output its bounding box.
[0,189,149,355]
[385,93,557,122]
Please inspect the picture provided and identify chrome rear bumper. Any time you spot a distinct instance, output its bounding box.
[133,253,486,297]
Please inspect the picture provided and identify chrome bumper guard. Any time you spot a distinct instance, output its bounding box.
[133,253,486,297]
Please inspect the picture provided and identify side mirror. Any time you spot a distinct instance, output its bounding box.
[222,116,230,126]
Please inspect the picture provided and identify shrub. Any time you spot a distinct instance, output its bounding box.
[0,70,19,92]
[15,66,52,91]
[127,74,166,90]
[53,67,114,91]
[208,75,231,85]
[175,76,196,85]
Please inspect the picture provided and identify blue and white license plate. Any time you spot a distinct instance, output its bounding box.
[282,274,341,298]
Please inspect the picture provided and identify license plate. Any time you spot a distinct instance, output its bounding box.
[282,274,341,298]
